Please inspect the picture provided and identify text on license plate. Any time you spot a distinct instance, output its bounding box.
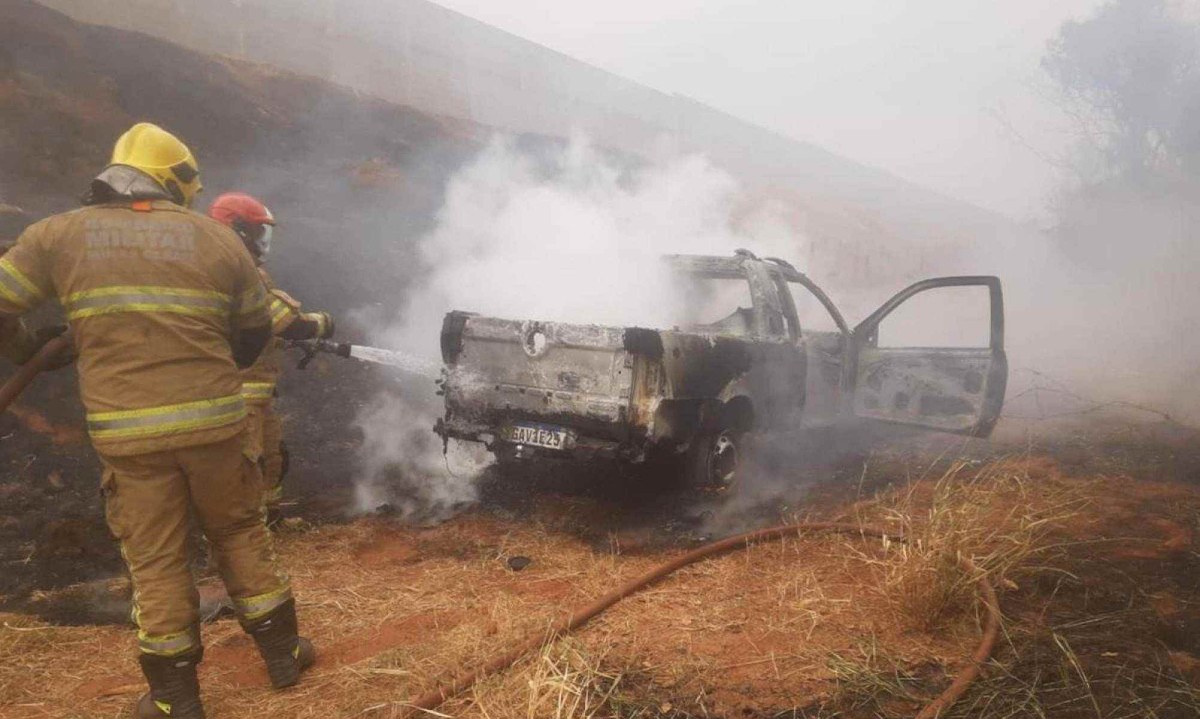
[507,423,569,450]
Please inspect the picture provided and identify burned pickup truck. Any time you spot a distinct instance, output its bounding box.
[436,251,1007,487]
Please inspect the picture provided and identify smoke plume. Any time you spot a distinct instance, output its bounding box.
[351,386,482,522]
[350,135,801,515]
[378,134,799,348]
[349,119,1200,523]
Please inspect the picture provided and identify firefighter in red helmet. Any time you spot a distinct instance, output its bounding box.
[208,192,335,524]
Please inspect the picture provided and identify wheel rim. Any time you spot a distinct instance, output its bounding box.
[709,431,740,487]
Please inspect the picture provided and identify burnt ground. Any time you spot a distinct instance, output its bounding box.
[0,352,380,616]
[0,366,960,618]
[4,406,1200,718]
[7,368,1200,713]
[5,325,1200,719]
[7,360,1200,607]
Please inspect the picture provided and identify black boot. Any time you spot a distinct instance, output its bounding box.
[240,598,315,688]
[134,647,205,719]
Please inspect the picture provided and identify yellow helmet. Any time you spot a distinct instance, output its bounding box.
[109,123,202,208]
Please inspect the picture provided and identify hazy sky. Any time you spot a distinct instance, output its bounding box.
[430,0,1105,221]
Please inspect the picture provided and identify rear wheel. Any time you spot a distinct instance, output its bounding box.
[686,425,746,490]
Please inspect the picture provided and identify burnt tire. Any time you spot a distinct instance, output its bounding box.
[685,426,745,490]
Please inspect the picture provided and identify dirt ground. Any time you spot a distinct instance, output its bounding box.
[3,416,1200,719]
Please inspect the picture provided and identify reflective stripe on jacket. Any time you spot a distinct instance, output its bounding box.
[88,394,247,440]
[0,257,43,309]
[0,200,271,455]
[269,295,294,332]
[241,381,275,403]
[64,286,230,320]
[240,267,301,404]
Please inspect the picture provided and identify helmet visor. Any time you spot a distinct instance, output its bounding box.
[170,161,198,184]
[171,160,201,207]
[253,223,273,258]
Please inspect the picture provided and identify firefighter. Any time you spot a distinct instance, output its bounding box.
[0,123,314,718]
[207,192,335,524]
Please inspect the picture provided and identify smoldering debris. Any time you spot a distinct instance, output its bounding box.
[352,389,487,522]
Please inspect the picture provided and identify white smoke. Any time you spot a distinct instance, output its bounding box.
[351,389,481,521]
[346,127,1200,526]
[381,135,798,352]
[350,135,801,515]
[992,194,1200,427]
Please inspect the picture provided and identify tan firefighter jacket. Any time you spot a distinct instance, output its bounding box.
[239,267,330,405]
[0,199,270,456]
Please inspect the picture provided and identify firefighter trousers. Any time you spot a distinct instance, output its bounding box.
[246,401,285,507]
[100,431,292,656]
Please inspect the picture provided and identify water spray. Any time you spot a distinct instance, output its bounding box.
[288,339,442,377]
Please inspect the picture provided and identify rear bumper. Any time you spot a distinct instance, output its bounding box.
[434,417,641,462]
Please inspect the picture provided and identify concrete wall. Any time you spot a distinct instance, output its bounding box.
[35,0,1003,244]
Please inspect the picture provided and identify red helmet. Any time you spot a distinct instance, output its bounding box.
[208,192,276,257]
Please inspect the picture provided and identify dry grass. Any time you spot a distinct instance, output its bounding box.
[468,639,626,719]
[2,507,954,717]
[820,635,928,717]
[3,452,1199,718]
[857,456,1083,631]
[802,453,1200,719]
[941,630,1200,719]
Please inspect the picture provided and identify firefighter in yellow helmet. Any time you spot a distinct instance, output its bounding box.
[208,192,335,524]
[0,123,314,718]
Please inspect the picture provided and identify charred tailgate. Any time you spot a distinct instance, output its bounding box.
[440,313,652,445]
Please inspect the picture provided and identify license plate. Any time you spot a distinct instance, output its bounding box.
[506,422,571,451]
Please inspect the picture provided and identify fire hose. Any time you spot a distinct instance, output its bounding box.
[0,335,73,414]
[401,522,1000,719]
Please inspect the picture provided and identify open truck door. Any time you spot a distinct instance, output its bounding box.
[849,276,1007,437]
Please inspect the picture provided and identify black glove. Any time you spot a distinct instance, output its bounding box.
[315,311,335,339]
